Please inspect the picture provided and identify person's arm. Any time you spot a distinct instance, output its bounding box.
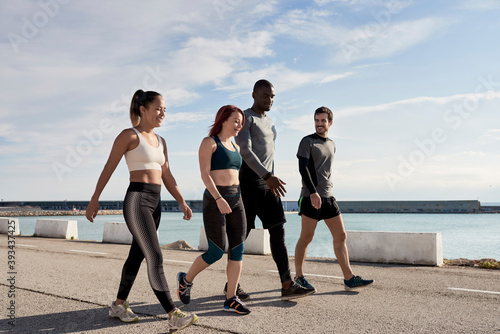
[298,156,317,195]
[298,156,321,209]
[86,129,131,222]
[161,137,192,221]
[234,116,269,178]
[199,137,232,214]
[235,116,286,196]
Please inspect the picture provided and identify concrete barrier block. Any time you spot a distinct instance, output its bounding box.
[102,222,133,245]
[346,231,443,266]
[34,219,78,239]
[0,218,20,235]
[245,228,271,255]
[198,227,270,255]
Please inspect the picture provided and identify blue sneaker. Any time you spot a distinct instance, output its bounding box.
[177,272,193,304]
[294,276,316,292]
[344,275,373,291]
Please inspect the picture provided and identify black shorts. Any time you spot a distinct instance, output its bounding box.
[298,196,341,221]
[240,181,286,230]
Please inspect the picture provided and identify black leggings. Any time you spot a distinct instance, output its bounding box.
[202,186,246,264]
[246,223,291,283]
[117,182,175,313]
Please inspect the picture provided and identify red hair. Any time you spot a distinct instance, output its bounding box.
[208,105,245,137]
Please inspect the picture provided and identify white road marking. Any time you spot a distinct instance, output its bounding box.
[16,244,38,248]
[267,270,343,280]
[164,259,193,264]
[69,249,108,255]
[448,287,500,295]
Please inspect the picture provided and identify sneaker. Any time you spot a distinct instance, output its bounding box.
[223,296,251,315]
[109,301,139,323]
[167,308,198,332]
[177,272,193,304]
[223,282,250,300]
[344,275,374,291]
[294,276,317,292]
[281,281,316,301]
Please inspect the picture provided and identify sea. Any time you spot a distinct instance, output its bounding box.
[13,212,499,260]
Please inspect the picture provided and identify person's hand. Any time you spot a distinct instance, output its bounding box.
[310,192,321,210]
[179,202,193,221]
[216,197,232,215]
[265,176,287,197]
[86,199,99,223]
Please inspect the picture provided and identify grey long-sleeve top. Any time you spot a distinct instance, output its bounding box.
[235,108,276,178]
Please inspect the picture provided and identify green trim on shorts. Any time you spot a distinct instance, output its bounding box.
[298,196,304,215]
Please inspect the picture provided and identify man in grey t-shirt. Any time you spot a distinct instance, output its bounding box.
[294,107,373,292]
[234,79,315,301]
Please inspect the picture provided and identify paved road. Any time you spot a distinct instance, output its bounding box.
[1,235,499,333]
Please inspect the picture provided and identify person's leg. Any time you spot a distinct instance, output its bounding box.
[194,189,226,277]
[239,182,256,239]
[294,215,319,277]
[116,195,164,304]
[178,189,225,305]
[224,189,246,299]
[258,188,291,288]
[226,260,242,299]
[115,239,144,305]
[268,223,293,288]
[123,184,176,314]
[324,214,354,280]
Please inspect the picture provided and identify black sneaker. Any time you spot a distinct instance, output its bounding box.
[177,272,193,304]
[223,282,250,300]
[223,296,251,315]
[281,281,316,301]
[344,275,373,291]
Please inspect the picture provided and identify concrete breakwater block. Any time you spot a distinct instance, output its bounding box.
[34,219,78,239]
[102,222,133,245]
[0,217,20,235]
[346,231,443,266]
[102,222,159,245]
[198,226,270,255]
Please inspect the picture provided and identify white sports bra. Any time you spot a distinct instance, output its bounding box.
[124,128,165,171]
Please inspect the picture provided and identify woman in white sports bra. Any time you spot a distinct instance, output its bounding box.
[85,90,198,331]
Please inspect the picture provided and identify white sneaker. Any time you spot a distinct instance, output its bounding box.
[167,308,198,332]
[109,301,139,323]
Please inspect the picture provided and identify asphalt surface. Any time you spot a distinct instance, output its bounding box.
[1,234,499,333]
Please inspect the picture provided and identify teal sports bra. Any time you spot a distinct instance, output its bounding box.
[210,135,242,171]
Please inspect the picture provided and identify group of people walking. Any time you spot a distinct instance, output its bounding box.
[86,79,373,332]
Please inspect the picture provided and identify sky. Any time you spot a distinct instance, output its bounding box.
[1,0,500,203]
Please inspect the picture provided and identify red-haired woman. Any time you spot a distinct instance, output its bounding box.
[177,105,251,315]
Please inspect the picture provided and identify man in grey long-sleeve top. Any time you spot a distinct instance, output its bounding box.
[233,79,315,301]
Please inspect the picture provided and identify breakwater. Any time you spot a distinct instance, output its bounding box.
[0,210,122,217]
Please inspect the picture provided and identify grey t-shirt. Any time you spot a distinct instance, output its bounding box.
[296,133,336,197]
[235,108,276,179]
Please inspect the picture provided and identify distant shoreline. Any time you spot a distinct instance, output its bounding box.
[1,209,498,217]
[0,210,122,217]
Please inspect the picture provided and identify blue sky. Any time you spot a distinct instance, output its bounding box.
[1,0,499,203]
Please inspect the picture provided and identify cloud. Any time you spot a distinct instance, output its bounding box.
[480,129,500,143]
[272,5,449,64]
[218,63,355,97]
[334,90,500,118]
